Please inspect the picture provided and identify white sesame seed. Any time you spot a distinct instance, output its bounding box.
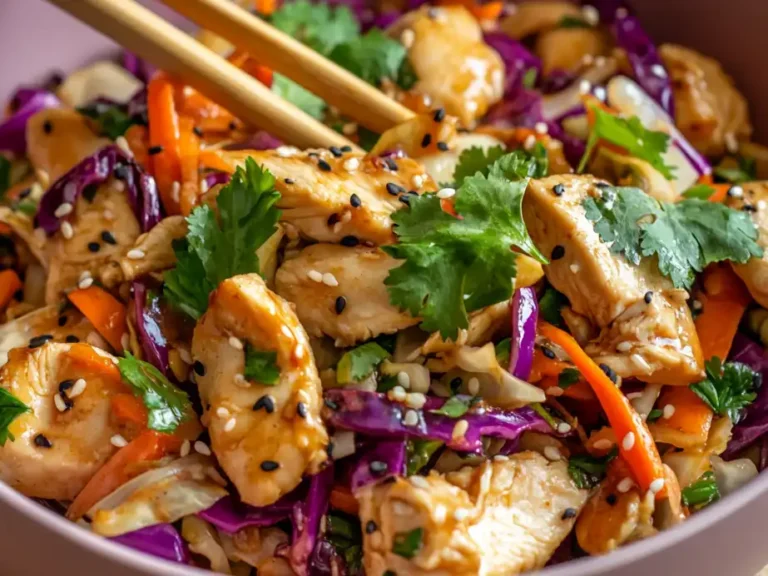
[180,439,191,457]
[178,349,192,365]
[579,79,593,95]
[194,441,211,456]
[276,146,298,158]
[649,477,666,494]
[224,417,236,432]
[493,454,509,462]
[216,406,230,419]
[69,378,87,398]
[617,477,634,493]
[234,374,250,388]
[453,508,469,521]
[593,439,613,450]
[725,132,739,154]
[397,371,411,389]
[112,179,126,193]
[322,272,339,287]
[626,392,643,400]
[557,422,572,434]
[110,434,128,448]
[61,221,74,239]
[546,386,564,397]
[342,123,358,136]
[400,28,415,49]
[103,209,114,221]
[581,4,599,25]
[523,134,537,151]
[534,122,549,135]
[54,203,73,218]
[405,392,426,409]
[411,175,425,189]
[616,341,633,352]
[78,276,94,290]
[630,353,652,373]
[121,333,130,350]
[54,394,67,412]
[171,181,181,203]
[228,336,243,350]
[281,325,293,339]
[663,404,676,419]
[127,249,146,260]
[343,157,360,172]
[467,377,480,396]
[544,446,562,461]
[758,200,767,211]
[650,64,667,78]
[452,419,469,440]
[437,187,455,199]
[593,86,607,101]
[622,432,636,451]
[116,136,133,156]
[692,299,703,311]
[341,211,352,223]
[433,504,447,523]
[332,222,342,234]
[389,385,407,402]
[570,263,581,273]
[581,54,594,66]
[199,179,209,194]
[403,409,420,426]
[307,269,323,282]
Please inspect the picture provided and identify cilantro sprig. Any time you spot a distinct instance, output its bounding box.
[271,74,325,120]
[118,353,192,432]
[336,341,390,384]
[690,357,760,424]
[78,102,137,140]
[568,448,618,489]
[329,28,413,88]
[0,388,30,446]
[383,151,548,339]
[244,345,280,385]
[583,186,762,289]
[164,158,281,319]
[452,143,548,188]
[392,527,423,559]
[681,470,720,509]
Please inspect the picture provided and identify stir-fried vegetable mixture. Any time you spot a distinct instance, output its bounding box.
[2,0,768,573]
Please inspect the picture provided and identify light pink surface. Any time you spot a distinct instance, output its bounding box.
[1,1,767,575]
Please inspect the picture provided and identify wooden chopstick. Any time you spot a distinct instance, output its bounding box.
[46,0,360,151]
[158,0,416,133]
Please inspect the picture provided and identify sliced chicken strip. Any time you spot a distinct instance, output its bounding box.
[0,342,128,500]
[357,452,587,575]
[214,149,434,245]
[192,274,328,507]
[45,180,140,303]
[390,6,504,127]
[723,181,768,308]
[523,175,703,384]
[275,244,418,347]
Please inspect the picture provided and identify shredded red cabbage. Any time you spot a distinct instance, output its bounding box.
[203,171,232,190]
[509,287,538,380]
[36,145,162,235]
[122,51,156,85]
[0,91,60,155]
[224,131,283,151]
[310,539,349,576]
[132,281,171,378]
[348,438,406,491]
[484,33,542,96]
[198,491,300,533]
[110,524,190,564]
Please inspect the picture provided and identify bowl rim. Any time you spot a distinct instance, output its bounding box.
[0,467,766,575]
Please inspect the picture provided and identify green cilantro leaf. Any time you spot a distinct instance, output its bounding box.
[430,395,471,418]
[453,143,548,187]
[539,287,569,328]
[522,67,538,89]
[690,357,760,424]
[530,402,559,430]
[495,337,511,366]
[0,388,30,446]
[646,408,663,422]
[336,341,390,384]
[392,527,423,559]
[0,156,11,200]
[326,512,363,575]
[244,344,280,385]
[558,368,581,389]
[713,155,757,184]
[118,353,191,432]
[453,145,507,187]
[78,103,136,140]
[558,15,591,28]
[384,151,548,339]
[583,186,762,289]
[164,158,281,318]
[568,448,618,489]
[329,29,409,87]
[272,74,326,120]
[681,470,720,509]
[682,184,717,200]
[406,439,443,475]
[270,0,359,56]
[579,107,676,179]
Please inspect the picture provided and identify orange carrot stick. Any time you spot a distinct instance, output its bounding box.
[648,386,713,448]
[111,393,149,428]
[148,74,182,215]
[178,117,201,216]
[0,269,22,311]
[68,286,127,352]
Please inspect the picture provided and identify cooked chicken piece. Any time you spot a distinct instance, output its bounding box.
[0,305,96,367]
[220,526,291,572]
[536,28,611,76]
[357,452,587,575]
[390,6,504,126]
[588,147,676,203]
[723,181,768,308]
[192,274,328,507]
[214,149,434,245]
[523,175,704,384]
[0,206,47,269]
[0,342,128,500]
[275,244,418,347]
[57,61,143,109]
[26,108,110,183]
[45,180,141,303]
[422,301,509,356]
[417,132,505,186]
[660,44,751,157]
[370,112,459,160]
[500,1,582,39]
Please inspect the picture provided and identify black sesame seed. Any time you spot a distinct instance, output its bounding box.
[743,204,757,212]
[60,393,74,412]
[596,182,611,189]
[29,334,53,349]
[318,159,332,172]
[19,187,31,199]
[341,145,353,153]
[599,363,618,384]
[386,182,405,196]
[350,193,362,208]
[193,126,204,137]
[326,442,334,456]
[65,335,80,343]
[148,145,164,156]
[335,296,347,314]
[398,195,411,206]
[113,164,130,181]
[606,493,618,506]
[327,213,340,227]
[561,507,577,520]
[324,399,339,411]
[384,158,398,172]
[57,315,67,327]
[228,121,238,131]
[82,183,98,203]
[193,361,206,376]
[329,146,343,158]
[365,520,378,534]
[34,434,52,449]
[644,291,653,304]
[433,108,446,122]
[541,346,556,360]
[101,231,117,245]
[87,242,101,253]
[450,377,462,394]
[253,395,275,414]
[421,133,432,148]
[553,184,565,196]
[437,141,449,151]
[369,460,388,475]
[58,379,75,394]
[308,152,319,158]
[340,235,359,247]
[297,402,308,418]
[260,460,280,472]
[42,120,53,135]
[551,245,565,260]
[13,289,23,302]
[284,178,295,185]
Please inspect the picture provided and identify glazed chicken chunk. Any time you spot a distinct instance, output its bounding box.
[215,149,434,246]
[357,452,587,575]
[192,274,329,508]
[0,342,127,500]
[523,175,704,384]
[275,244,419,347]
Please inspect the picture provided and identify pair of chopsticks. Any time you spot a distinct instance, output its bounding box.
[46,0,416,150]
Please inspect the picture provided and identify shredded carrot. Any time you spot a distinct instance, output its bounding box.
[67,430,181,520]
[124,124,149,170]
[111,393,149,428]
[65,343,123,383]
[440,198,460,218]
[0,222,10,236]
[254,0,277,16]
[0,269,22,311]
[199,149,238,173]
[538,321,666,498]
[178,117,201,216]
[586,426,617,456]
[330,486,359,515]
[436,0,503,20]
[148,73,182,214]
[539,375,596,401]
[529,348,572,382]
[68,286,127,353]
[648,386,713,448]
